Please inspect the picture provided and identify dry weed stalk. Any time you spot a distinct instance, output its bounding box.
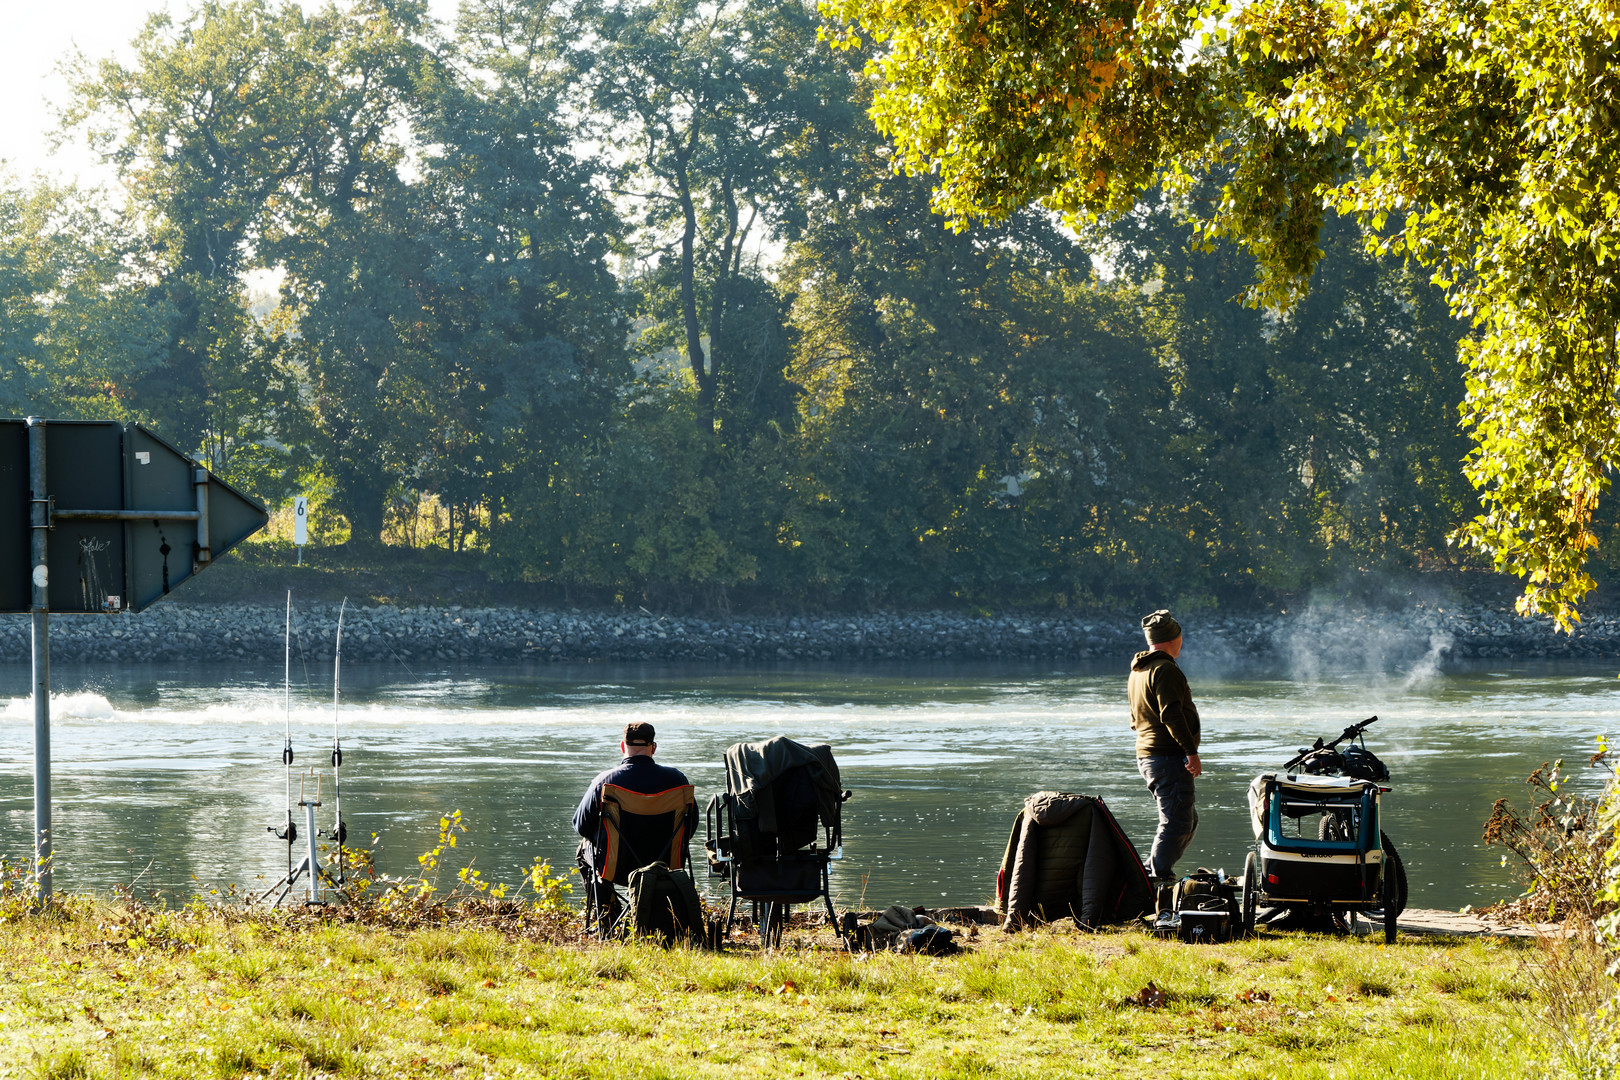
[1484,754,1614,927]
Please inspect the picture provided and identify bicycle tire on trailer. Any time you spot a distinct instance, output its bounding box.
[1316,817,1407,920]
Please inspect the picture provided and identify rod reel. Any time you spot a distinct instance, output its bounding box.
[268,739,296,843]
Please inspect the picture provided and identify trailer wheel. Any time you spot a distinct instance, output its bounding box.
[1382,860,1398,944]
[1318,810,1354,842]
[1378,833,1408,918]
[1241,851,1260,937]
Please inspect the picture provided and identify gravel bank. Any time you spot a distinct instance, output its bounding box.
[0,602,1612,666]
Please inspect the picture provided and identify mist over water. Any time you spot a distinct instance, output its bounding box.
[1189,604,1465,687]
[0,654,1611,912]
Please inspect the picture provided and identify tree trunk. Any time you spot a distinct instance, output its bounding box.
[343,493,387,551]
[675,165,715,431]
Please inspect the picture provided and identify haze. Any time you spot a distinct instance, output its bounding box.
[0,0,456,181]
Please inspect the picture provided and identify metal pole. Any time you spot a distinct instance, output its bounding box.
[27,417,51,899]
[301,791,322,903]
[283,592,293,883]
[332,598,345,883]
[192,466,211,567]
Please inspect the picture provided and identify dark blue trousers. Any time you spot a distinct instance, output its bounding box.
[1137,754,1198,880]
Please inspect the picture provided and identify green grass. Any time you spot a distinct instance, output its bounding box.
[0,901,1552,1079]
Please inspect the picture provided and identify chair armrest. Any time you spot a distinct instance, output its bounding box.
[705,792,736,858]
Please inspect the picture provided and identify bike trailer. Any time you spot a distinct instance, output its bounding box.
[1246,771,1385,905]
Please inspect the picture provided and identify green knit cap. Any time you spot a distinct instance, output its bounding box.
[1141,609,1182,644]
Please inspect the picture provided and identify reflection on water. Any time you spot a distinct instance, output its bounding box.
[0,657,1615,912]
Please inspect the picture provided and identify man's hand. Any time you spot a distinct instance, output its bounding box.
[1185,753,1203,779]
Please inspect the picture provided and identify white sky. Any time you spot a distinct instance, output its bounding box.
[1,0,458,185]
[2,0,782,282]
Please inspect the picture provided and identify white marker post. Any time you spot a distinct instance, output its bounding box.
[294,496,308,566]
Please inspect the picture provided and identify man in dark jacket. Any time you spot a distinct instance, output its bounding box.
[1128,609,1202,899]
[573,722,696,881]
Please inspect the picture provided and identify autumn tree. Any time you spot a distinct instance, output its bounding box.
[0,179,175,425]
[62,0,343,479]
[825,0,1620,625]
[568,0,841,433]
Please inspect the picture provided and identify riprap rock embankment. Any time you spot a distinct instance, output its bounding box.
[0,603,1609,666]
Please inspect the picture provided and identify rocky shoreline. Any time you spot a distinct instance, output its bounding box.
[0,601,1614,667]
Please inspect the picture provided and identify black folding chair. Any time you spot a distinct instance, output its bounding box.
[705,737,852,947]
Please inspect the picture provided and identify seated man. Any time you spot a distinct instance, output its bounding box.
[573,721,697,918]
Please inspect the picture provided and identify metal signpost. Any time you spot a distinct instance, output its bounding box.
[27,422,49,896]
[2,417,269,897]
[294,496,308,565]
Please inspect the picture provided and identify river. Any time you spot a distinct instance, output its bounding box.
[1,656,1613,913]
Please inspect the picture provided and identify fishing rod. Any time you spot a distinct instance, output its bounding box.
[268,591,296,880]
[328,598,347,884]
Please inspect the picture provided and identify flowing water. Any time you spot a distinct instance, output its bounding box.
[0,654,1615,912]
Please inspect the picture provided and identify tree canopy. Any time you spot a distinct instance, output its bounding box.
[824,0,1620,626]
[0,0,1502,610]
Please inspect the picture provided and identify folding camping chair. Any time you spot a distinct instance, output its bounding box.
[705,736,852,948]
[581,782,697,939]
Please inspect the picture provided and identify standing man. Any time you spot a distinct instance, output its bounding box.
[1129,609,1202,912]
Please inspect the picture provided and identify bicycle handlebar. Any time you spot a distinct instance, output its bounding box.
[1283,715,1378,770]
[1326,715,1378,749]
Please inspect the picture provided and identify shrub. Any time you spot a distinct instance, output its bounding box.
[1483,752,1614,926]
[1487,742,1620,1079]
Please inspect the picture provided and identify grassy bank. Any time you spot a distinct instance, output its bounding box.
[0,900,1546,1080]
[174,543,543,610]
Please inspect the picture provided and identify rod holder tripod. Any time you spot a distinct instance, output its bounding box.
[255,770,340,907]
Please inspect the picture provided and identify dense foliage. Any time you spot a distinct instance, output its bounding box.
[0,0,1484,609]
[824,0,1620,627]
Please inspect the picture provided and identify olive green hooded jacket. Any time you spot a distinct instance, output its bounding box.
[1128,650,1201,758]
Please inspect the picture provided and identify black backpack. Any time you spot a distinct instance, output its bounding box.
[626,861,706,946]
[1171,868,1240,943]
